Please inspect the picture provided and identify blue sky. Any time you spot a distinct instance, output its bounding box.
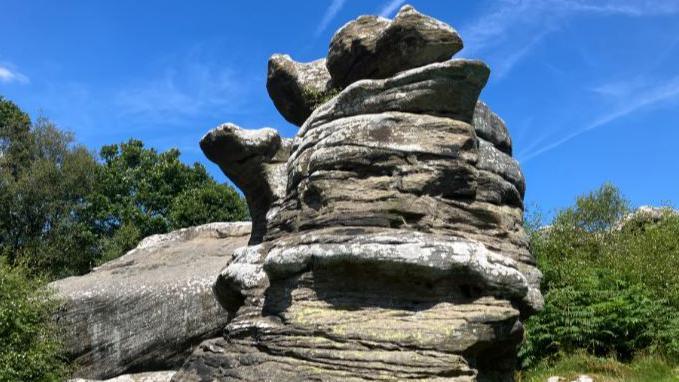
[1,0,678,219]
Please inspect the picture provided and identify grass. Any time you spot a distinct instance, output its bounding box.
[516,352,679,382]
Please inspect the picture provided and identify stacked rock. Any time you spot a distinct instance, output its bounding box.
[174,5,542,382]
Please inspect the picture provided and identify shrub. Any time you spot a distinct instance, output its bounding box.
[521,183,679,368]
[0,260,67,381]
[169,183,249,228]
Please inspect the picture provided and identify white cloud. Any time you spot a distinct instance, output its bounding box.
[116,59,249,124]
[0,64,29,84]
[460,0,679,78]
[378,0,406,18]
[315,0,348,37]
[519,75,679,162]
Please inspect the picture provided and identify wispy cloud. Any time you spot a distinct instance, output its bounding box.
[378,0,406,18]
[315,0,348,37]
[519,75,679,162]
[461,0,679,78]
[0,64,29,84]
[116,56,251,125]
[492,29,551,79]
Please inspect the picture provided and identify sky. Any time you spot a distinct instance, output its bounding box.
[1,0,678,220]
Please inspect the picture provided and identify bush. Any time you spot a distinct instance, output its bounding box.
[0,260,67,381]
[521,183,679,368]
[169,183,249,228]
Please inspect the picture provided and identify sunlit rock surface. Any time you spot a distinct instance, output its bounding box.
[51,222,251,380]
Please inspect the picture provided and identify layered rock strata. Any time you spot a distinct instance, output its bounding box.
[51,222,251,379]
[175,4,541,381]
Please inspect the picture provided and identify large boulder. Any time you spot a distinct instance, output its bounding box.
[266,55,336,126]
[51,222,251,380]
[327,5,463,88]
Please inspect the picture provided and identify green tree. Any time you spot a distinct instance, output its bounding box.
[0,96,33,178]
[88,139,248,263]
[521,183,679,368]
[169,182,248,228]
[1,97,249,277]
[0,114,98,277]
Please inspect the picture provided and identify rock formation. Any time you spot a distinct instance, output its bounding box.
[266,55,335,126]
[327,5,464,88]
[174,4,542,382]
[200,126,290,244]
[51,222,251,379]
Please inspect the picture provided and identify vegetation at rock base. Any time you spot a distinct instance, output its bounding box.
[517,352,679,382]
[519,183,679,377]
[0,260,67,382]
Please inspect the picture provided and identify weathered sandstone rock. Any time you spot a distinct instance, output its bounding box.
[327,5,463,88]
[473,101,512,155]
[51,222,250,380]
[175,4,541,381]
[69,371,176,382]
[266,54,336,126]
[200,124,290,244]
[306,59,490,129]
[614,205,677,231]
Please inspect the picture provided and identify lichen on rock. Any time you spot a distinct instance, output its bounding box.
[173,4,542,381]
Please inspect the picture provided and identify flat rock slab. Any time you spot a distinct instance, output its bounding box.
[70,371,176,382]
[51,222,251,380]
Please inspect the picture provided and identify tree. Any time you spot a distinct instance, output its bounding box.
[0,96,249,277]
[0,96,33,178]
[170,182,249,228]
[88,139,248,264]
[0,113,98,277]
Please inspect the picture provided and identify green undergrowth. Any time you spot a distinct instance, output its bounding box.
[516,352,679,382]
[520,183,679,378]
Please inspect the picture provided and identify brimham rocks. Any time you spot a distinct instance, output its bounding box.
[172,4,542,382]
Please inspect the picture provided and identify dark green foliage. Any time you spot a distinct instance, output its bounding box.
[521,183,679,368]
[0,117,98,278]
[0,97,249,278]
[169,183,248,228]
[0,260,68,382]
[0,96,33,178]
[88,139,248,263]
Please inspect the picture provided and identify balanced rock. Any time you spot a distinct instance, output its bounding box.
[200,124,290,244]
[51,222,250,380]
[327,5,463,88]
[174,5,541,381]
[266,54,335,126]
